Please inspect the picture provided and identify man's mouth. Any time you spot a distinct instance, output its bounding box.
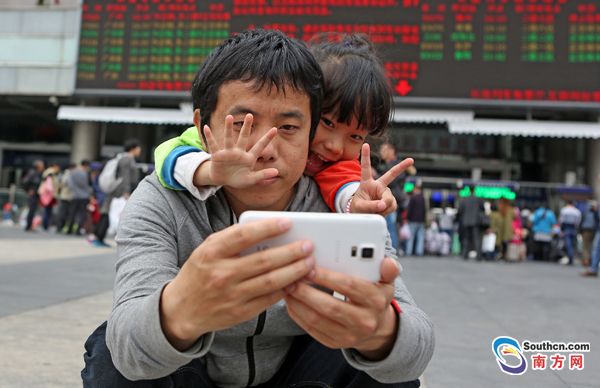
[305,151,334,173]
[256,177,279,186]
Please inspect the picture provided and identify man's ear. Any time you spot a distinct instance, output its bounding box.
[193,109,207,151]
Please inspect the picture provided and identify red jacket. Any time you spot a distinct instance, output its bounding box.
[314,159,361,212]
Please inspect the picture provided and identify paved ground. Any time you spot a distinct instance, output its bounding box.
[0,223,598,387]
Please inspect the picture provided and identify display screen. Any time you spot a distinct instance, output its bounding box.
[75,0,600,106]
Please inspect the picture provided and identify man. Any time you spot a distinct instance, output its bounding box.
[82,29,434,387]
[581,177,600,277]
[559,200,582,265]
[404,183,426,256]
[457,186,484,260]
[55,163,75,233]
[65,160,93,235]
[21,160,44,232]
[91,139,141,247]
[579,201,598,267]
[378,142,414,252]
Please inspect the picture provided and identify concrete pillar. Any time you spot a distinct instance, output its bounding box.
[546,138,578,184]
[71,121,100,164]
[586,139,600,201]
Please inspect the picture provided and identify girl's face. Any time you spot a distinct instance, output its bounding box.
[304,111,368,176]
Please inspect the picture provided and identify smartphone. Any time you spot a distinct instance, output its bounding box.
[238,211,388,282]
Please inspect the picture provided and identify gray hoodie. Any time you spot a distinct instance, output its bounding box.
[66,168,93,200]
[108,172,435,387]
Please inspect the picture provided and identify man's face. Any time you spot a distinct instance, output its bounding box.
[380,144,394,161]
[198,80,311,216]
[132,146,141,158]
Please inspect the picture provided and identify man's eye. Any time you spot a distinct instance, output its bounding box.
[280,125,298,131]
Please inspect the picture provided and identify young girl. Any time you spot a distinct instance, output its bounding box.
[154,33,413,215]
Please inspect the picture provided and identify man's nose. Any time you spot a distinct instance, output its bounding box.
[256,128,278,161]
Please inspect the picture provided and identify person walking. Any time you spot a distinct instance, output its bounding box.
[531,203,557,262]
[91,139,141,247]
[404,183,426,256]
[65,160,94,235]
[581,176,600,277]
[55,163,75,233]
[377,142,407,253]
[38,161,60,231]
[559,200,582,265]
[21,160,44,232]
[579,201,599,267]
[457,186,484,260]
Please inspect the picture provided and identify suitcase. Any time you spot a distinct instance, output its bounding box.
[505,243,525,261]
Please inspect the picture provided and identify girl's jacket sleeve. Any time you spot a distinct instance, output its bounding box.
[154,126,204,190]
[313,159,361,212]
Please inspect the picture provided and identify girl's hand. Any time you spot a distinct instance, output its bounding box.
[198,114,279,188]
[350,143,414,216]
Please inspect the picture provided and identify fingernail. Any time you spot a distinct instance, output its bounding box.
[285,282,296,293]
[305,256,315,269]
[306,269,316,280]
[302,241,314,254]
[279,219,291,231]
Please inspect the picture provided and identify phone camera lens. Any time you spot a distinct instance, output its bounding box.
[361,247,374,259]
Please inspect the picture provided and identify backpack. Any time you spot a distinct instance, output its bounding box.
[98,154,123,194]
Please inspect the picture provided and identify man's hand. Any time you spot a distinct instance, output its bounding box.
[350,144,414,217]
[284,257,401,361]
[195,114,279,188]
[160,218,316,351]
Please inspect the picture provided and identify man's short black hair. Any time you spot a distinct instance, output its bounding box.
[191,29,324,144]
[124,139,140,152]
[81,160,90,166]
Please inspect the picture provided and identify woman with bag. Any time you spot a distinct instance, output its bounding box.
[531,203,557,261]
[38,162,60,231]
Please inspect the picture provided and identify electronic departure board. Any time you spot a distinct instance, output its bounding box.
[75,0,600,107]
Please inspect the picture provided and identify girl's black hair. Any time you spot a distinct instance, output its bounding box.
[191,29,324,144]
[307,33,392,137]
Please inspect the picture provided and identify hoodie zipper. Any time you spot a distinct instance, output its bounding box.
[246,311,267,387]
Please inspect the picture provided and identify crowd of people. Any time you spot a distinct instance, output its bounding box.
[20,139,142,247]
[389,181,600,278]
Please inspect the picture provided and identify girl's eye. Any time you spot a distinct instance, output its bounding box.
[351,134,364,142]
[321,118,334,128]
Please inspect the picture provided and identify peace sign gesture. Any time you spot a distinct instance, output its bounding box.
[198,114,279,189]
[349,143,414,216]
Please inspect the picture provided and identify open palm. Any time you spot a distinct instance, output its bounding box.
[203,114,279,188]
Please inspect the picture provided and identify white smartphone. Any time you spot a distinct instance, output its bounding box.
[238,211,388,282]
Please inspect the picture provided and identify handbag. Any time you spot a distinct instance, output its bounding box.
[478,211,490,229]
[399,223,412,241]
[39,176,56,207]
